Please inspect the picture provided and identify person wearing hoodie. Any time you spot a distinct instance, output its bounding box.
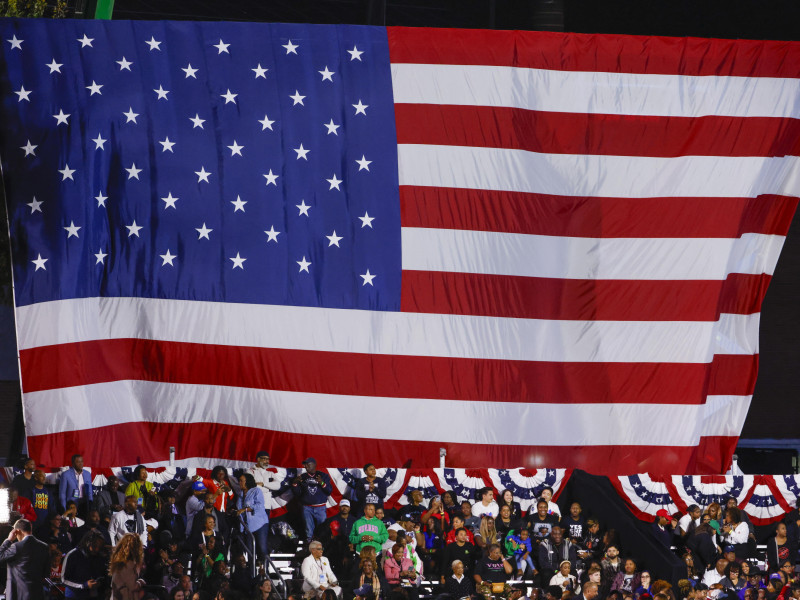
[350,503,389,554]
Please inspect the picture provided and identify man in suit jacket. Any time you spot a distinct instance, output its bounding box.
[0,519,50,600]
[58,455,93,515]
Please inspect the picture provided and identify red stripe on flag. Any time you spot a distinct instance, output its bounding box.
[707,354,759,397]
[395,105,800,158]
[387,28,800,78]
[25,421,739,475]
[19,340,754,402]
[400,187,798,238]
[400,271,771,321]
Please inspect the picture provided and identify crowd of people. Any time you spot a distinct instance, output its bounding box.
[1,453,799,600]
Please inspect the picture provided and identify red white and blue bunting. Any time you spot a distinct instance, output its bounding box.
[6,466,798,525]
[614,474,797,525]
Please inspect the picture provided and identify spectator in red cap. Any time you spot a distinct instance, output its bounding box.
[651,509,677,547]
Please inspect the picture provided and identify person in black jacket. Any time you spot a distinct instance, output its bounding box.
[442,559,474,600]
[651,509,677,548]
[354,465,388,514]
[439,529,477,584]
[686,523,717,572]
[0,519,50,600]
[61,532,107,600]
[538,527,578,580]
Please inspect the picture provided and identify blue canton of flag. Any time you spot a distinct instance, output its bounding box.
[0,19,401,310]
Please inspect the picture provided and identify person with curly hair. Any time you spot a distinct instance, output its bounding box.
[353,555,381,600]
[109,533,144,600]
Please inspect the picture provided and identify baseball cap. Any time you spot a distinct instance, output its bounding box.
[303,457,317,465]
[655,509,672,519]
[256,451,269,458]
[723,545,735,553]
[749,566,761,576]
[398,512,413,522]
[388,523,404,532]
[340,499,350,507]
[192,481,207,491]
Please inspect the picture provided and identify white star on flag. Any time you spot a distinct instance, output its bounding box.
[182,64,198,78]
[294,143,310,160]
[259,115,275,131]
[161,193,179,209]
[213,39,230,54]
[265,226,280,242]
[95,192,108,207]
[327,173,342,190]
[356,155,372,171]
[326,231,343,247]
[27,197,43,213]
[63,221,81,238]
[195,167,212,183]
[319,66,335,81]
[290,90,305,106]
[7,35,23,50]
[53,109,70,126]
[47,59,63,73]
[296,200,311,216]
[263,169,279,186]
[145,36,162,51]
[359,211,374,228]
[252,64,268,78]
[77,34,94,48]
[32,254,47,271]
[123,107,139,123]
[348,45,364,61]
[116,57,133,71]
[353,100,368,115]
[126,163,142,180]
[160,250,177,266]
[196,223,213,240]
[126,221,143,237]
[14,86,31,102]
[94,249,107,265]
[92,134,107,150]
[86,81,103,95]
[324,119,340,135]
[159,137,175,152]
[360,269,376,286]
[190,114,206,129]
[20,140,36,156]
[221,89,237,104]
[58,165,76,181]
[297,256,311,273]
[231,196,247,212]
[227,141,244,156]
[230,252,246,269]
[282,40,299,54]
[154,85,169,100]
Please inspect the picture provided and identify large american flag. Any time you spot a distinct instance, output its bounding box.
[1,19,799,474]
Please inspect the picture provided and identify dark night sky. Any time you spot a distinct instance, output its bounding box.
[109,0,800,438]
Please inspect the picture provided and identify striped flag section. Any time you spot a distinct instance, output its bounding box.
[4,22,800,474]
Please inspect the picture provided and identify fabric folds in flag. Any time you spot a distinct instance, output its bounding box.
[1,20,799,473]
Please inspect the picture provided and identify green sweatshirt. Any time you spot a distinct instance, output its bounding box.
[349,516,389,552]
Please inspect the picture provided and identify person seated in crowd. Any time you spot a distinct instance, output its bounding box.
[254,576,282,600]
[62,500,85,537]
[351,503,389,554]
[95,476,125,525]
[475,515,499,550]
[561,503,587,544]
[302,541,341,598]
[9,486,37,523]
[191,492,230,548]
[185,481,207,537]
[528,500,560,543]
[46,513,72,554]
[62,531,107,600]
[473,488,499,519]
[539,526,578,581]
[193,534,224,584]
[419,516,444,575]
[384,543,420,600]
[124,466,159,516]
[74,509,111,547]
[442,559,474,600]
[678,505,702,540]
[720,507,749,559]
[551,560,581,595]
[580,519,602,561]
[444,516,475,545]
[353,554,382,600]
[505,528,536,578]
[498,490,523,521]
[158,490,186,543]
[601,545,623,597]
[580,582,600,600]
[109,495,149,547]
[30,470,56,536]
[610,559,640,594]
[681,553,700,587]
[702,557,728,587]
[540,488,561,518]
[580,563,602,587]
[427,496,451,530]
[190,514,225,558]
[441,492,461,520]
[402,489,430,523]
[13,457,37,500]
[496,505,523,542]
[651,510,677,548]
[439,528,476,584]
[720,561,746,591]
[634,570,651,598]
[315,499,357,576]
[396,512,425,551]
[474,543,513,599]
[355,464,388,514]
[376,507,394,528]
[204,466,235,514]
[461,501,481,532]
[686,523,717,572]
[59,454,93,516]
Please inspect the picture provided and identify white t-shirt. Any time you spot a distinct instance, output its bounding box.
[472,501,499,519]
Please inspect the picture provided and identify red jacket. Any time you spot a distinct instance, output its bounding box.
[13,496,36,522]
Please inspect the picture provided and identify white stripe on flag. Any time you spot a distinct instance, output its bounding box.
[397,145,800,198]
[401,229,785,280]
[16,297,758,362]
[22,379,752,445]
[391,63,800,119]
